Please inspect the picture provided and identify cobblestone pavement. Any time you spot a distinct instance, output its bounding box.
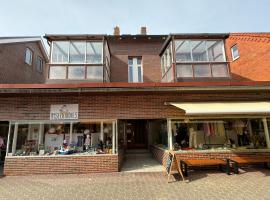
[0,168,270,200]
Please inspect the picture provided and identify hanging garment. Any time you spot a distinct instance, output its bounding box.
[210,123,215,136]
[217,123,225,137]
[203,123,211,136]
[189,128,197,148]
[0,136,4,148]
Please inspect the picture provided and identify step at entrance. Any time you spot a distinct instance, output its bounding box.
[122,149,164,173]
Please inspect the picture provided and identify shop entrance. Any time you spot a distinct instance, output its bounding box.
[126,120,147,149]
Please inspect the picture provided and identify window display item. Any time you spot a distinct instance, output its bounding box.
[84,134,91,150]
[189,127,197,148]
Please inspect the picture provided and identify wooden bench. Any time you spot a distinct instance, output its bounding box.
[180,159,230,177]
[228,156,270,174]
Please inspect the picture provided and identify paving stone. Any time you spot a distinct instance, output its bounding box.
[0,169,270,200]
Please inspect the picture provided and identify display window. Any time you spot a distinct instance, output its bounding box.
[7,120,117,157]
[171,118,268,151]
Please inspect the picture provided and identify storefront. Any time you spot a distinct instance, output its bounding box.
[151,102,270,168]
[1,84,270,175]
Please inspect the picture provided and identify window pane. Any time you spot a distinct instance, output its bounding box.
[128,66,133,82]
[177,64,193,78]
[87,66,103,82]
[175,40,191,62]
[191,41,207,61]
[49,66,66,79]
[86,42,103,64]
[138,67,142,82]
[25,48,32,65]
[137,58,142,65]
[207,40,225,62]
[52,41,69,63]
[194,64,211,77]
[166,67,173,82]
[69,42,85,63]
[68,66,85,79]
[36,57,43,73]
[212,64,229,77]
[167,48,171,68]
[231,45,239,60]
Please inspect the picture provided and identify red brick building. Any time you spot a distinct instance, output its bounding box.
[1,29,270,175]
[0,37,48,83]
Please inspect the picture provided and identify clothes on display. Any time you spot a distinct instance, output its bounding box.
[0,136,4,148]
[189,127,197,148]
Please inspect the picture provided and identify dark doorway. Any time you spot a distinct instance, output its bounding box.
[126,120,147,149]
[0,121,9,176]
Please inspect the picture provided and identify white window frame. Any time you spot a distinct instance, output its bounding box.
[231,44,240,61]
[25,48,33,66]
[128,57,143,83]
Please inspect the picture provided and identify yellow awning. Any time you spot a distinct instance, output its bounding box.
[168,102,270,115]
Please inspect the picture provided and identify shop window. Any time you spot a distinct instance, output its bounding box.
[171,118,267,151]
[8,121,117,157]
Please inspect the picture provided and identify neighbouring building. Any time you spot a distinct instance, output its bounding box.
[1,28,270,176]
[0,37,48,83]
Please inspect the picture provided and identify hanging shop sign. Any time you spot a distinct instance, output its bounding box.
[50,104,79,120]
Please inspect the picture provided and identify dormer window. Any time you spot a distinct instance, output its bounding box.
[48,39,109,82]
[161,39,230,82]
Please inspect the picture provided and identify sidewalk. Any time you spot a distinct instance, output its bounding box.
[0,169,270,200]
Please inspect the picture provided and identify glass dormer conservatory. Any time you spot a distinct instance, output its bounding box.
[45,35,110,82]
[160,34,230,82]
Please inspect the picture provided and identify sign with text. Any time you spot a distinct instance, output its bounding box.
[50,104,79,120]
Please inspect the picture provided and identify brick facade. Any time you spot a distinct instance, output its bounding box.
[1,90,270,121]
[225,33,270,81]
[4,154,119,176]
[108,36,165,82]
[0,42,47,83]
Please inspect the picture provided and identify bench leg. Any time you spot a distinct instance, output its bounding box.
[218,164,222,171]
[180,161,188,177]
[226,159,231,175]
[263,162,269,169]
[233,162,239,174]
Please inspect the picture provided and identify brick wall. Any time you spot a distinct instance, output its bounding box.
[108,37,165,82]
[1,90,270,121]
[4,154,120,176]
[225,33,270,81]
[0,42,47,83]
